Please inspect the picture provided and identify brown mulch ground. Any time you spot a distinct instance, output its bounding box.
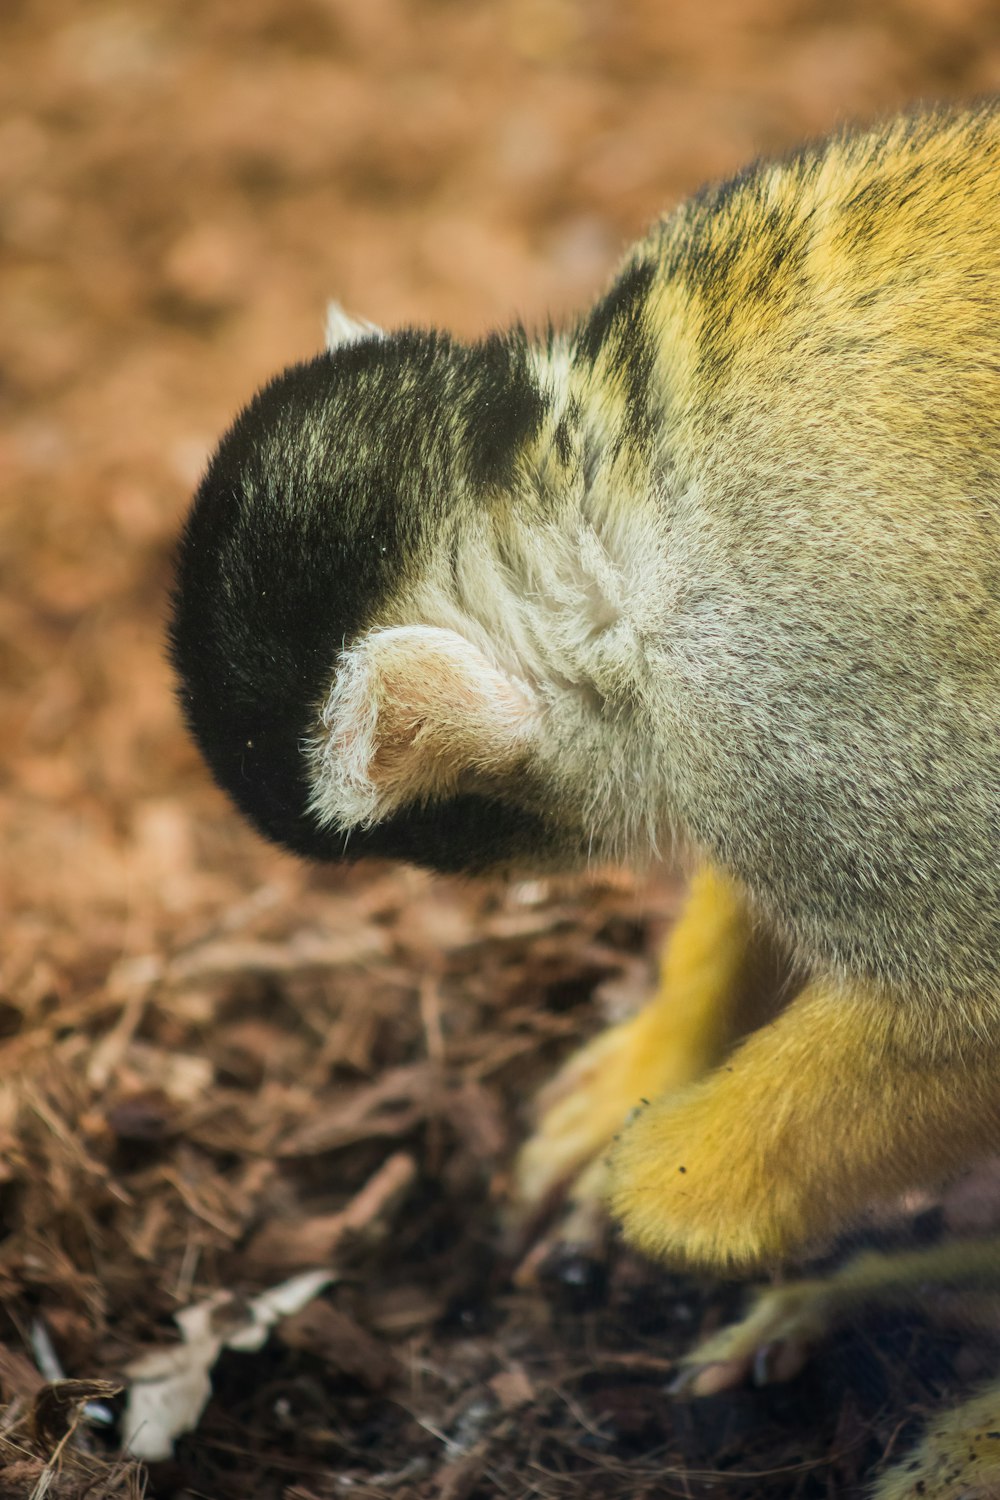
[6,2,1000,1495]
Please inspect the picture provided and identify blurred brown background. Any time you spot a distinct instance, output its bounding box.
[5,0,1000,969]
[4,3,1000,1495]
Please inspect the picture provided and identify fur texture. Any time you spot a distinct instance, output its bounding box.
[171,100,1000,1273]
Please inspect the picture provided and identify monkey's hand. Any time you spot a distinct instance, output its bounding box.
[510,867,756,1247]
[610,980,1000,1270]
[511,1006,705,1245]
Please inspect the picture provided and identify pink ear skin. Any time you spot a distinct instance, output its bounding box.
[315,626,541,829]
[369,632,539,807]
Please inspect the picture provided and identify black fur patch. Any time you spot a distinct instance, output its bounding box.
[576,257,656,366]
[339,792,569,874]
[575,258,659,452]
[461,330,548,489]
[169,330,551,868]
[553,413,573,467]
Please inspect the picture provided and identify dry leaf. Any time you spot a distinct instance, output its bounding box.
[122,1269,332,1461]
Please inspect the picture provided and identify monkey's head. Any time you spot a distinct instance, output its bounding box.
[169,316,630,877]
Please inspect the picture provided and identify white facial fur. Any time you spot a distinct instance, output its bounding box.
[303,340,678,867]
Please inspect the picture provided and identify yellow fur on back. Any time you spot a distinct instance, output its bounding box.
[556,104,1000,1001]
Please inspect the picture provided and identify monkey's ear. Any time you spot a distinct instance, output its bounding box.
[324,301,384,352]
[308,626,541,830]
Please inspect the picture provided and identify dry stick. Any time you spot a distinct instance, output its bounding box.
[242,1151,418,1274]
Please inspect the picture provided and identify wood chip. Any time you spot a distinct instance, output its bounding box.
[242,1152,418,1275]
[277,1302,399,1389]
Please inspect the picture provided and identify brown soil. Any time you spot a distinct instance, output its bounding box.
[5,2,1000,1495]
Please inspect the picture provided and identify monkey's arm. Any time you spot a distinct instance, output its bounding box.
[676,1236,1000,1396]
[512,866,785,1228]
[611,980,1000,1270]
[676,1236,1000,1500]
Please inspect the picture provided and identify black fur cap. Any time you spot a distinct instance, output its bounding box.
[168,328,554,872]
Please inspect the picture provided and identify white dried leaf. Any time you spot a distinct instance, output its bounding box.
[122,1269,333,1460]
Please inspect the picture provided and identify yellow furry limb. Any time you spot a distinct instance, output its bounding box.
[610,982,1000,1270]
[873,1381,1000,1500]
[512,867,761,1215]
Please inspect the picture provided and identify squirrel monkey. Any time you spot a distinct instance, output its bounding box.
[172,104,1000,1495]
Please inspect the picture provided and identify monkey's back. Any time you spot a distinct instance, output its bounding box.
[634,104,1000,998]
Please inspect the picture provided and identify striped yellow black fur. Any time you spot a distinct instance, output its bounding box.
[172,102,1000,1498]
